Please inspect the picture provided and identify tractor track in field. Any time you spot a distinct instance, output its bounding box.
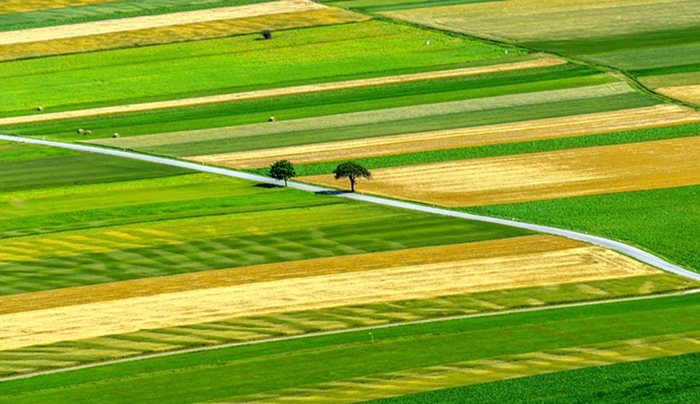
[1,133,700,382]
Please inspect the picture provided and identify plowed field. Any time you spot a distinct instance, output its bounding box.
[187,104,700,168]
[302,136,700,206]
[0,235,659,350]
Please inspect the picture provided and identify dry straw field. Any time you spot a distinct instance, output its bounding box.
[303,136,700,206]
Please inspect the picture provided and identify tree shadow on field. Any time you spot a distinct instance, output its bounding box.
[316,190,346,195]
[255,183,279,189]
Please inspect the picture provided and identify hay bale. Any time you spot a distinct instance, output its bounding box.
[268,116,276,122]
[77,128,85,135]
[36,106,44,112]
[113,132,120,138]
[84,130,92,135]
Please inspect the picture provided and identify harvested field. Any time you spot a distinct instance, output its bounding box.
[0,235,659,350]
[0,0,115,14]
[0,57,562,126]
[186,104,700,168]
[384,0,700,42]
[0,8,368,61]
[302,136,700,206]
[0,0,325,45]
[656,85,700,106]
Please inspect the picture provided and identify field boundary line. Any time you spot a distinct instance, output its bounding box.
[2,286,699,383]
[0,57,564,126]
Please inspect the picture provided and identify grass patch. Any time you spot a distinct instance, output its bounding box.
[283,121,700,176]
[367,352,700,404]
[2,292,700,403]
[0,20,515,116]
[1,62,602,139]
[148,91,655,157]
[465,184,700,273]
[0,145,190,193]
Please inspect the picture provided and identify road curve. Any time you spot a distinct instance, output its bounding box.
[2,133,699,281]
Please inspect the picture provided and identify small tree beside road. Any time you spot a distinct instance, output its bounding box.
[333,161,371,192]
[269,159,295,186]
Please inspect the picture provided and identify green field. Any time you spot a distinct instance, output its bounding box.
[3,292,700,403]
[466,184,700,272]
[0,20,516,117]
[0,61,606,139]
[368,352,700,404]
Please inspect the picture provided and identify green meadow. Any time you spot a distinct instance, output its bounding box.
[466,184,700,273]
[0,20,515,116]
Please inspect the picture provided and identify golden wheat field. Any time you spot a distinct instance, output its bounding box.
[187,104,700,169]
[0,8,368,62]
[0,0,325,46]
[302,136,700,206]
[656,85,700,106]
[0,235,660,350]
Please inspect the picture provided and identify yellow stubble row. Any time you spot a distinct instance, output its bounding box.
[302,136,700,207]
[0,7,367,62]
[0,235,659,351]
[187,104,700,169]
[0,0,116,14]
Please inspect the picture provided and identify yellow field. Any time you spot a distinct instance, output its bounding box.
[0,8,367,62]
[656,85,700,106]
[186,104,700,169]
[384,0,698,42]
[0,0,326,46]
[0,235,660,350]
[0,0,116,14]
[302,136,700,206]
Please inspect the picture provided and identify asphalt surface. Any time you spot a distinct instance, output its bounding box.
[2,133,699,281]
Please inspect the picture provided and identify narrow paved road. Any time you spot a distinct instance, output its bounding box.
[2,134,699,281]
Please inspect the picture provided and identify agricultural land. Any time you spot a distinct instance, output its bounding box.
[1,0,700,403]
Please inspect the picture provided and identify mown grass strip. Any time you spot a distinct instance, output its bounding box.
[367,351,700,404]
[284,121,700,176]
[465,184,700,273]
[146,91,655,158]
[2,61,595,139]
[2,292,700,403]
[0,273,693,378]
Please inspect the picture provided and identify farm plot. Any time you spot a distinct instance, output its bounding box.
[0,20,515,117]
[4,293,700,403]
[0,8,367,61]
[302,136,700,206]
[0,235,662,351]
[382,0,700,95]
[185,104,700,169]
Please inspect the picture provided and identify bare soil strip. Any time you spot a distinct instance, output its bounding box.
[656,85,700,106]
[302,136,700,207]
[0,57,564,126]
[0,0,325,45]
[0,235,658,351]
[187,104,700,168]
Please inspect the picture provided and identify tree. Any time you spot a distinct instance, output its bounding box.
[333,161,371,192]
[269,159,295,186]
[261,29,272,40]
